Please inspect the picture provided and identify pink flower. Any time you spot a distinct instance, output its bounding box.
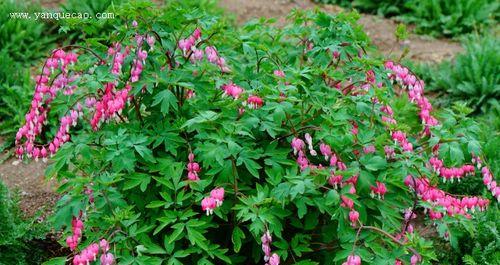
[328,173,343,189]
[221,83,244,99]
[99,239,110,252]
[247,95,264,109]
[73,254,84,265]
[53,49,66,60]
[201,197,216,215]
[370,181,387,199]
[178,39,191,53]
[343,255,361,265]
[210,187,225,206]
[291,138,305,155]
[349,210,359,226]
[363,145,375,154]
[304,133,317,156]
[66,236,78,251]
[330,154,338,167]
[269,253,280,265]
[146,35,155,50]
[190,49,204,62]
[131,20,138,27]
[192,28,202,40]
[341,195,354,209]
[273,70,285,78]
[319,143,332,161]
[410,254,419,265]
[365,69,375,84]
[100,253,115,265]
[384,146,395,159]
[205,46,218,63]
[46,58,58,71]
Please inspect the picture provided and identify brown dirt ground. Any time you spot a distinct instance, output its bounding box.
[3,0,463,217]
[0,142,58,218]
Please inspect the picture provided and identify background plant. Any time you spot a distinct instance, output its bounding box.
[405,0,499,38]
[414,35,499,116]
[0,180,52,265]
[314,0,499,37]
[313,0,409,17]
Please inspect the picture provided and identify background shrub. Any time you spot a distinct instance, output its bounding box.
[415,35,499,116]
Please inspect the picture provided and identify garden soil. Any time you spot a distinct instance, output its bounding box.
[4,0,462,217]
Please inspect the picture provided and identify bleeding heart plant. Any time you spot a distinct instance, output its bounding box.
[17,2,497,265]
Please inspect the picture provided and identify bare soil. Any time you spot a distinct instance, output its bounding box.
[0,149,58,218]
[3,0,463,217]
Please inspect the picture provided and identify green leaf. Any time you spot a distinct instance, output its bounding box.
[181,111,220,130]
[168,224,185,244]
[146,200,167,208]
[186,226,209,251]
[152,89,178,115]
[231,226,245,253]
[360,156,387,171]
[134,145,156,163]
[42,257,67,265]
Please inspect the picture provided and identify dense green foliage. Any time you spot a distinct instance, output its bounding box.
[1,1,498,264]
[314,0,499,37]
[7,1,491,265]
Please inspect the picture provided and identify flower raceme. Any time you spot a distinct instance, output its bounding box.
[16,32,149,158]
[480,164,500,201]
[15,49,81,160]
[405,175,489,218]
[428,157,475,183]
[66,217,114,265]
[73,240,114,265]
[385,61,438,132]
[186,152,201,181]
[261,230,280,265]
[66,217,84,251]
